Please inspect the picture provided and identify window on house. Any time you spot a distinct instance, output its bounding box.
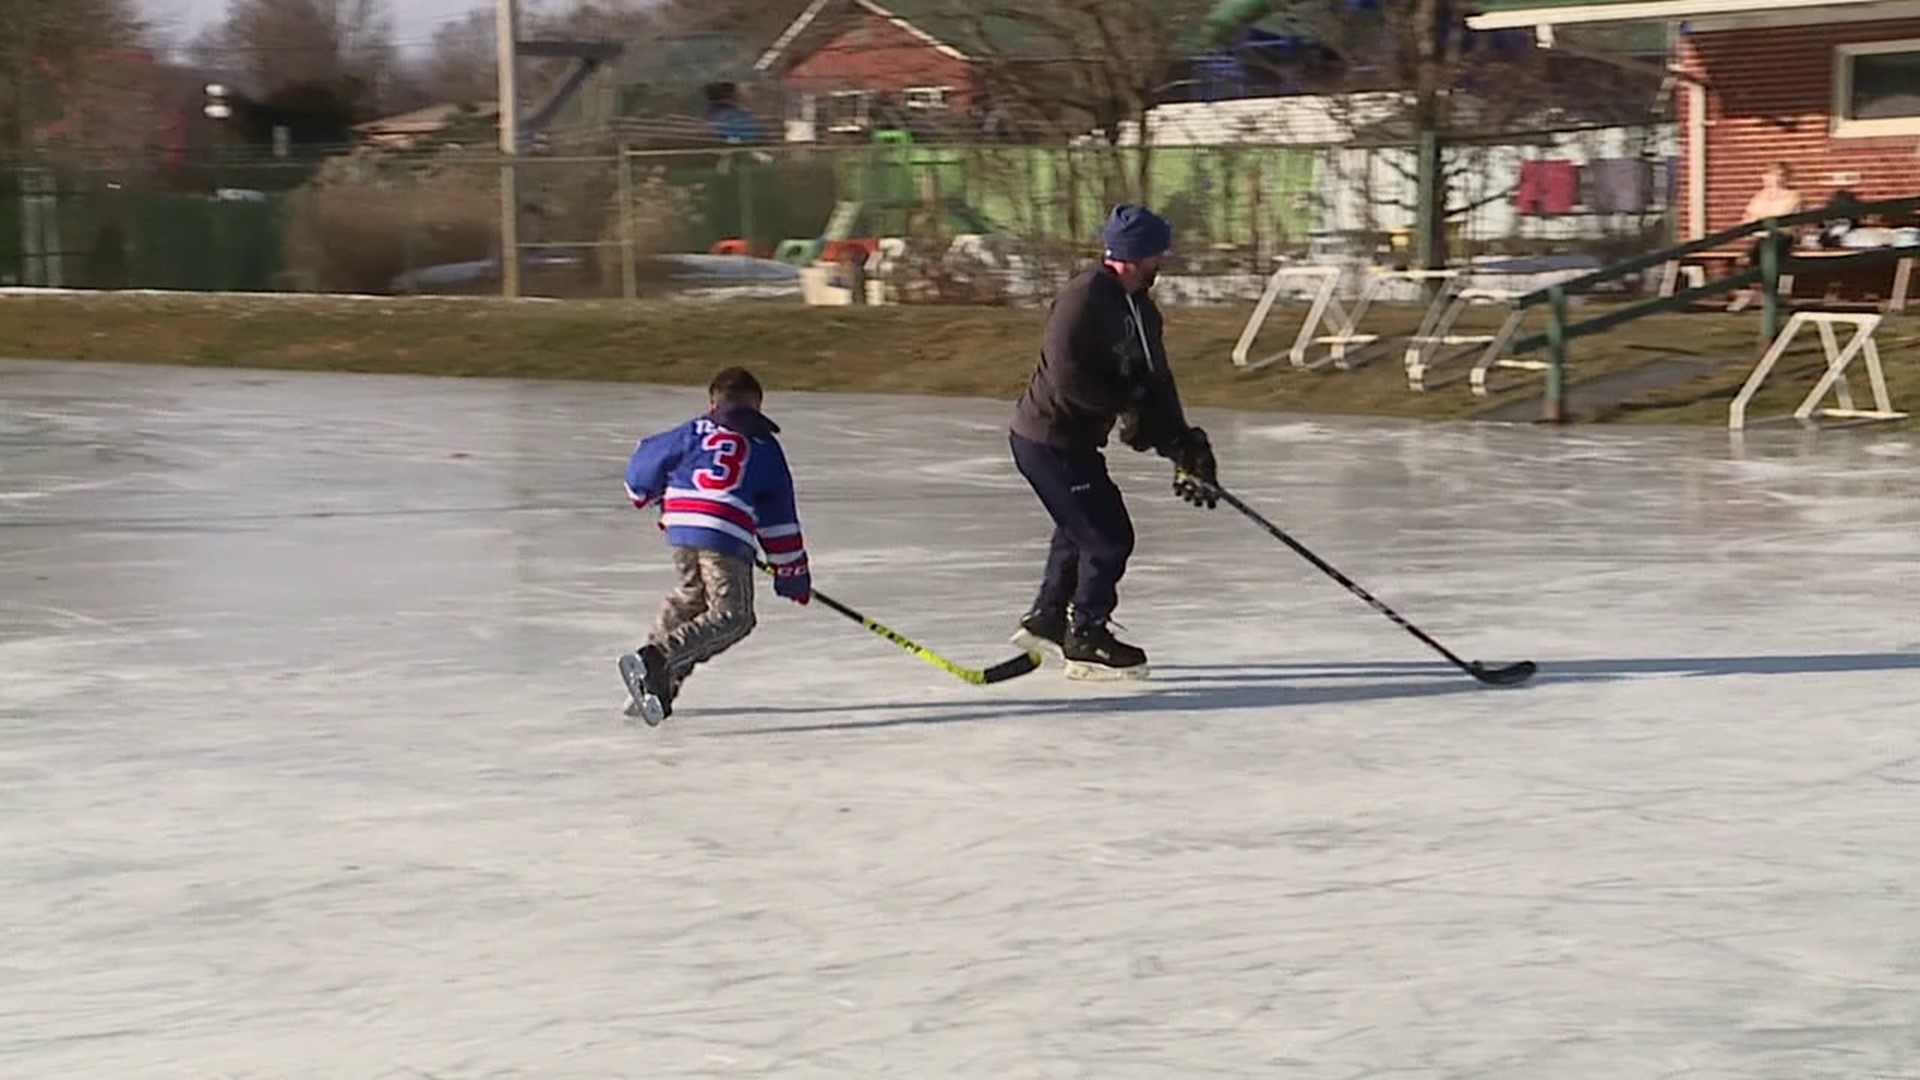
[825,90,872,133]
[1833,40,1920,137]
[903,86,951,111]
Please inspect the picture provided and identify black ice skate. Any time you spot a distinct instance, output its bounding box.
[1062,621,1149,682]
[1010,607,1068,657]
[618,644,676,725]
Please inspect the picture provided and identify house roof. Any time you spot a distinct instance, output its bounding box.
[1468,0,1905,30]
[352,102,500,148]
[881,0,1065,57]
[754,0,1186,73]
[756,0,969,72]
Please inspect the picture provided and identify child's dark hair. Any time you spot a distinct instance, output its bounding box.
[708,366,763,404]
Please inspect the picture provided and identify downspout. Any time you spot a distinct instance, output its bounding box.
[1682,25,1707,241]
[1688,78,1706,240]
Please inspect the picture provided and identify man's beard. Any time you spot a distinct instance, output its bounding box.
[1138,267,1159,290]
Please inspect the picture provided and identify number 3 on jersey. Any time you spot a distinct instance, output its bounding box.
[695,430,749,492]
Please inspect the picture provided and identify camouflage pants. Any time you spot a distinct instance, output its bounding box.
[649,547,757,693]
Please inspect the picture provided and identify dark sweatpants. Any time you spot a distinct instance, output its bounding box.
[1010,431,1136,631]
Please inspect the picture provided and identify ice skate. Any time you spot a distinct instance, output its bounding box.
[1010,607,1068,658]
[618,646,674,725]
[1062,621,1149,682]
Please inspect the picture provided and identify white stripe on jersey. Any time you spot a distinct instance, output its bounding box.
[659,512,757,547]
[762,547,807,566]
[758,522,803,539]
[663,485,755,514]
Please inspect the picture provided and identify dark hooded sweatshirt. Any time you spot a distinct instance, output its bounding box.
[1010,262,1190,456]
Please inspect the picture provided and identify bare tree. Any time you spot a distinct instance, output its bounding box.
[644,0,813,53]
[424,9,496,105]
[3,0,150,154]
[1222,1,1657,267]
[947,0,1212,205]
[196,0,396,106]
[523,0,659,39]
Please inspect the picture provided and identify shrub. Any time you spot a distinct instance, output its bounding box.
[282,152,499,294]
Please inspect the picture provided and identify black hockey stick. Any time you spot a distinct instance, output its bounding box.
[757,562,1042,685]
[1202,484,1537,687]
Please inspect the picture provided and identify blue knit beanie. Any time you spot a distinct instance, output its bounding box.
[1102,203,1173,263]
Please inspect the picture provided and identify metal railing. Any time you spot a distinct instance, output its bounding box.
[1476,194,1920,420]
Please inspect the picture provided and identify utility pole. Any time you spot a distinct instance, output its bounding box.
[495,0,520,298]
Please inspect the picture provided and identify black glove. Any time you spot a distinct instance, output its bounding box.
[1116,407,1154,452]
[1169,426,1218,509]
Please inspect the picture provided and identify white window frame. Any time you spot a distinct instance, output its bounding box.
[825,89,873,133]
[902,85,952,111]
[1832,38,1920,139]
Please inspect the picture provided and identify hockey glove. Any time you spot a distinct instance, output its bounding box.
[772,559,812,606]
[1170,426,1219,509]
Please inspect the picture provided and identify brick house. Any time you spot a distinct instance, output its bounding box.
[750,0,1321,143]
[1470,0,1920,240]
[753,0,987,141]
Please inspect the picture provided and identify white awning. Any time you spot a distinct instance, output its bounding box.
[1467,0,1901,30]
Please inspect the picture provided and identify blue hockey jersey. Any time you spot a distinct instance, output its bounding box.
[623,404,807,570]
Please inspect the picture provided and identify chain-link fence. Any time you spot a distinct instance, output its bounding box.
[1,121,1677,301]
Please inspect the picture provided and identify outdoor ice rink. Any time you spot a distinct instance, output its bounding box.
[5,357,1920,1079]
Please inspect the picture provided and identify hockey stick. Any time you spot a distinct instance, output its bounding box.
[757,562,1042,686]
[1200,484,1537,687]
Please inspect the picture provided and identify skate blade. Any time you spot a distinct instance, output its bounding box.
[636,695,666,726]
[1010,629,1065,660]
[622,693,666,725]
[1063,660,1151,683]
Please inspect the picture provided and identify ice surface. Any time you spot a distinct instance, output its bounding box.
[5,358,1920,1079]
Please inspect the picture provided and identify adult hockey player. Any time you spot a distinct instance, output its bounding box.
[1008,203,1219,680]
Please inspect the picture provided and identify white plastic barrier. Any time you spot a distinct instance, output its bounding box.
[1315,269,1461,373]
[1234,265,1475,374]
[1231,265,1348,371]
[1469,308,1548,398]
[1404,281,1521,392]
[1729,312,1905,431]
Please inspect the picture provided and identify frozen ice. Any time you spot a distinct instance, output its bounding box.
[5,358,1920,1079]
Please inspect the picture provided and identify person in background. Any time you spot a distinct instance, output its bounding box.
[1731,163,1806,311]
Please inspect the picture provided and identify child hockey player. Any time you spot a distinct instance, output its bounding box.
[619,367,811,724]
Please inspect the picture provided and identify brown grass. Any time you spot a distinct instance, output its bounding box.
[2,291,1913,426]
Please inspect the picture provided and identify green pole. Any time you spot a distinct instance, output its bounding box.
[1760,216,1782,344]
[1545,285,1568,423]
[738,151,755,256]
